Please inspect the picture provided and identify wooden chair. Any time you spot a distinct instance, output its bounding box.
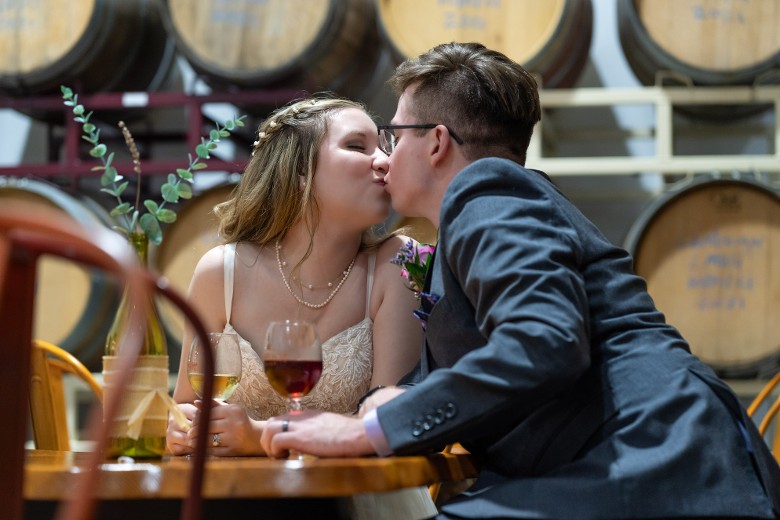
[29,339,103,451]
[429,443,476,507]
[0,200,215,520]
[747,372,780,460]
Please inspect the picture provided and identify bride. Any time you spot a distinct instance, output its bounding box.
[166,95,436,519]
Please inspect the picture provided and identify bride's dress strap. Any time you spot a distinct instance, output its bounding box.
[223,242,237,323]
[365,253,375,319]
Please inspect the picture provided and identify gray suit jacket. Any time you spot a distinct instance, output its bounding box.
[378,158,780,519]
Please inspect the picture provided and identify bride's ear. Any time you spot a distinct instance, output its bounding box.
[299,175,307,190]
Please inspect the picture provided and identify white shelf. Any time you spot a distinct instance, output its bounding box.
[529,85,780,176]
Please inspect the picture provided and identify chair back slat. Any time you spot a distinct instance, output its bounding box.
[748,372,780,463]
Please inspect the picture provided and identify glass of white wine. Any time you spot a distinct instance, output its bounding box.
[187,331,242,401]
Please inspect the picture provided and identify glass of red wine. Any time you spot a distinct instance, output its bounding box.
[263,320,323,414]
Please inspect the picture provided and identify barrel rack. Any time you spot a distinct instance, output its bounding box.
[2,84,779,183]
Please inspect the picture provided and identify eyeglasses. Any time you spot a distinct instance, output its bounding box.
[377,124,464,155]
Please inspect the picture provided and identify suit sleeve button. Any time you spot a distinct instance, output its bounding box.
[445,403,457,418]
[412,421,423,437]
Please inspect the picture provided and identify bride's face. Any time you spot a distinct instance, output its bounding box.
[312,108,390,228]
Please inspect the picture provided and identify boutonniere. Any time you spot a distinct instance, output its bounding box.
[390,239,435,295]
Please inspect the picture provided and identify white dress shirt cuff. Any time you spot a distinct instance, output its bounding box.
[362,408,393,457]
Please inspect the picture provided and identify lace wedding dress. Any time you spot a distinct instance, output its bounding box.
[223,243,437,519]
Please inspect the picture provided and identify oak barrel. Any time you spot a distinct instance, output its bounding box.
[154,183,236,350]
[160,0,382,101]
[0,0,177,97]
[618,0,780,118]
[376,0,593,88]
[624,177,780,378]
[0,177,119,371]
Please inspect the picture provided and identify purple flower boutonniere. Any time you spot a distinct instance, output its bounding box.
[390,239,435,295]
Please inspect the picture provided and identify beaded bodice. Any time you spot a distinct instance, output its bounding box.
[222,243,374,419]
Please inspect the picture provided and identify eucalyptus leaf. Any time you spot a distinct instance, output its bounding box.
[144,199,159,213]
[210,129,221,141]
[116,181,129,196]
[161,183,179,203]
[156,208,177,223]
[140,214,163,245]
[90,144,107,157]
[196,144,210,158]
[111,202,131,216]
[176,168,192,180]
[177,183,193,199]
[192,162,208,170]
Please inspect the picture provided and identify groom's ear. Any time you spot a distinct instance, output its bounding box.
[429,125,452,167]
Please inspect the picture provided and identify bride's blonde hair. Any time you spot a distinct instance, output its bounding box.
[215,94,390,252]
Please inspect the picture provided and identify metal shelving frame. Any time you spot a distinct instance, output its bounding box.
[0,89,303,181]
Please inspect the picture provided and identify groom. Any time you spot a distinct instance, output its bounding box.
[262,42,780,519]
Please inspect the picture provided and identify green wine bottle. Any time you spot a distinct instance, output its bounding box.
[103,232,168,458]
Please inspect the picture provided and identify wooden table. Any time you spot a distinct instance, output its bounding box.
[24,449,478,519]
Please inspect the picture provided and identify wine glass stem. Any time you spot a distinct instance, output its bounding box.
[288,398,303,459]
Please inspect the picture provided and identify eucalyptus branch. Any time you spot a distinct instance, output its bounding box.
[61,86,133,231]
[61,85,246,245]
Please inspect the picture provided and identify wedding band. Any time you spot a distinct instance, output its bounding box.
[212,433,221,447]
[281,420,289,433]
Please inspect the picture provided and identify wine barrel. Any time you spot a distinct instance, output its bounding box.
[376,0,593,88]
[624,177,780,378]
[0,0,177,97]
[618,0,780,119]
[0,177,119,371]
[154,183,236,350]
[160,0,383,102]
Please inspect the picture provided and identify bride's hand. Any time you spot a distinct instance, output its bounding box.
[189,401,266,456]
[166,402,197,456]
[357,386,407,418]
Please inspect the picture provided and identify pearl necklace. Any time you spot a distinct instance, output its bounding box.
[275,239,357,309]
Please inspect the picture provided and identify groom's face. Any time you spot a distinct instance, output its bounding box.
[383,88,433,220]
